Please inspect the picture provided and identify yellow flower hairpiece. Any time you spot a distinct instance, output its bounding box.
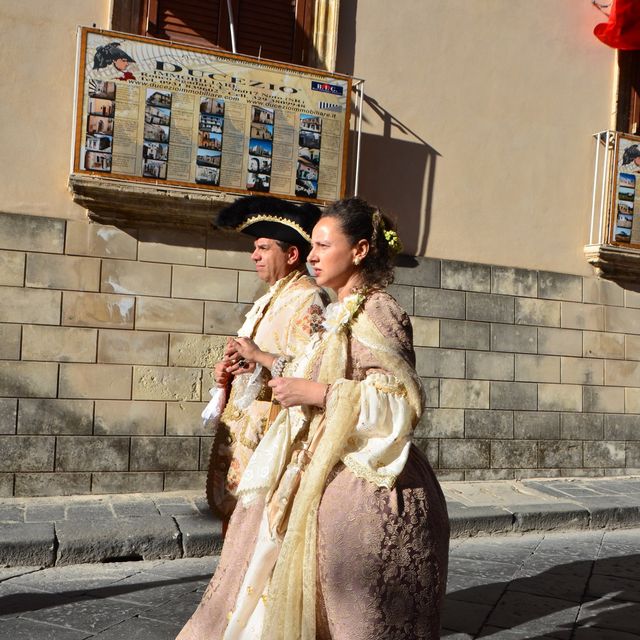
[383,229,403,254]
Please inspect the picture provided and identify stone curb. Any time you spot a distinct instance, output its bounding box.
[2,480,640,568]
[447,500,640,538]
[0,492,224,568]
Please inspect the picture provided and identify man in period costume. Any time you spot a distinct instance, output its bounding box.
[205,195,328,522]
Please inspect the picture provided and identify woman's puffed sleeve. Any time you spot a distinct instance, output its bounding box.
[339,292,422,488]
[341,371,414,488]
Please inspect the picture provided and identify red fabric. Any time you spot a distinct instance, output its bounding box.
[594,0,640,50]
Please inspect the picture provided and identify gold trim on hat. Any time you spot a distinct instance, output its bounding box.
[236,214,312,243]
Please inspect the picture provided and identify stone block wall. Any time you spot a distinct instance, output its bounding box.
[398,260,640,480]
[0,212,260,497]
[1,210,640,496]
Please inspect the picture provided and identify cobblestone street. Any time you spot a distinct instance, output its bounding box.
[1,528,639,639]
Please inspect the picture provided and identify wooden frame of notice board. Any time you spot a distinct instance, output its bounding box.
[71,27,352,207]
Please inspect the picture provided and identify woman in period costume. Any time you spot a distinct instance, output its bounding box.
[177,197,450,640]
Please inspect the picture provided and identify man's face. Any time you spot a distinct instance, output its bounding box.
[251,238,291,285]
[114,58,130,71]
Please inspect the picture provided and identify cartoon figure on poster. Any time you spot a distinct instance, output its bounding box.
[93,42,137,81]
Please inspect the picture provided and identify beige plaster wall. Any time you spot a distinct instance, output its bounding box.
[0,1,618,276]
[0,1,109,220]
[339,0,617,275]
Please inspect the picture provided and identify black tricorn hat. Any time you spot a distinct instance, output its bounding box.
[215,196,321,247]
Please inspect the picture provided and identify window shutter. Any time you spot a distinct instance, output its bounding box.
[235,0,296,61]
[145,0,224,48]
[143,0,315,64]
[618,51,640,135]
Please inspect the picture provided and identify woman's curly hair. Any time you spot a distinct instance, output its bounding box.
[321,197,399,288]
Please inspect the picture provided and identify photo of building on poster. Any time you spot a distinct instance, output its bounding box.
[296,113,322,198]
[247,106,274,193]
[84,79,116,172]
[196,97,225,186]
[615,176,635,243]
[142,89,171,179]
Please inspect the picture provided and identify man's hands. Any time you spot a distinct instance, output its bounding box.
[227,337,276,371]
[214,338,255,387]
[215,338,328,410]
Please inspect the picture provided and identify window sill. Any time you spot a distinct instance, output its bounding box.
[68,173,237,229]
[584,243,640,284]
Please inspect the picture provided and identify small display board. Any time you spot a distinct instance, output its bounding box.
[72,28,352,204]
[610,132,640,247]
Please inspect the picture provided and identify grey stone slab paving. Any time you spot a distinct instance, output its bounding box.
[91,571,205,608]
[573,627,640,640]
[441,631,474,639]
[22,596,146,634]
[475,627,559,639]
[524,482,604,499]
[601,528,640,551]
[515,554,593,579]
[110,500,158,518]
[151,495,191,505]
[0,528,637,639]
[575,598,640,636]
[587,573,640,603]
[448,557,522,583]
[0,506,23,522]
[446,572,507,607]
[155,503,199,516]
[0,566,40,582]
[91,616,180,639]
[8,561,148,593]
[445,528,640,638]
[25,504,66,522]
[143,556,217,580]
[591,552,640,582]
[452,535,543,565]
[533,530,605,558]
[66,505,115,521]
[485,591,580,639]
[0,617,89,639]
[506,570,590,603]
[442,598,493,635]
[0,582,75,620]
[138,590,202,627]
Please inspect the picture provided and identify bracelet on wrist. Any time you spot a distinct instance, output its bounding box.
[271,355,290,378]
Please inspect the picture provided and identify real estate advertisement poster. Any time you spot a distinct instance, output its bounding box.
[610,132,640,248]
[73,28,352,203]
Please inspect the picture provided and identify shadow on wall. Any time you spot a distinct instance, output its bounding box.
[336,0,439,258]
[348,97,440,258]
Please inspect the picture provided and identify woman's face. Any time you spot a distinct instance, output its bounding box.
[309,217,363,292]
